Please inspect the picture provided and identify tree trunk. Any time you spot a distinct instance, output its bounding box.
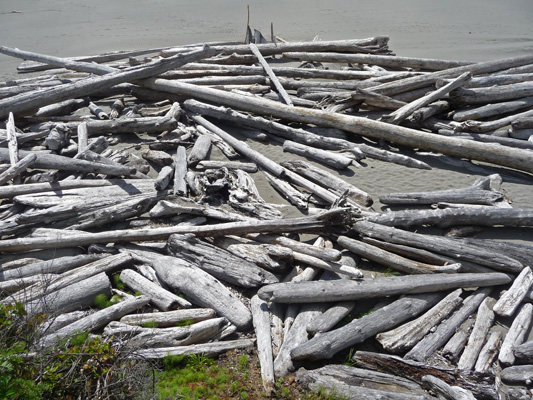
[119,308,216,328]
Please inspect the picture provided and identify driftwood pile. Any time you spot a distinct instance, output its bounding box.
[1,33,533,399]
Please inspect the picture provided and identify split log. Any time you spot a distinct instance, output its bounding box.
[500,365,533,384]
[129,338,255,360]
[305,300,356,336]
[376,289,463,353]
[280,159,372,207]
[120,308,216,328]
[457,297,496,371]
[352,220,523,272]
[0,153,37,185]
[258,271,509,304]
[421,375,476,400]
[0,46,217,118]
[366,207,533,229]
[167,233,279,288]
[124,248,252,330]
[174,146,187,195]
[442,317,475,361]
[493,266,533,317]
[120,268,192,310]
[282,140,353,170]
[499,303,533,365]
[405,287,492,362]
[145,77,533,174]
[297,364,430,400]
[251,295,275,392]
[353,351,497,400]
[290,293,443,361]
[382,72,472,125]
[24,272,112,315]
[37,294,150,348]
[474,331,501,374]
[337,235,458,274]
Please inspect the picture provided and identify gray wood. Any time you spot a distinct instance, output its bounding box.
[453,96,533,122]
[174,146,187,195]
[167,233,279,288]
[474,330,501,374]
[290,293,443,361]
[197,160,257,172]
[442,317,475,361]
[187,134,211,166]
[421,375,476,400]
[154,165,174,191]
[251,295,275,392]
[355,143,431,170]
[0,153,36,185]
[450,81,533,104]
[501,365,533,384]
[405,287,492,362]
[493,266,533,317]
[282,140,353,170]
[376,289,463,354]
[306,301,356,336]
[499,303,533,365]
[120,308,216,328]
[258,272,509,304]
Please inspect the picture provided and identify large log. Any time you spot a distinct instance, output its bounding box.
[167,233,279,288]
[257,272,510,304]
[290,293,443,361]
[144,77,533,174]
[119,308,216,328]
[251,295,275,392]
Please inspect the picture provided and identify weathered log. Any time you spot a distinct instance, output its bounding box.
[376,289,463,354]
[145,78,533,174]
[154,165,174,191]
[457,297,495,371]
[251,295,275,392]
[129,338,255,360]
[453,108,533,133]
[187,134,211,166]
[282,140,353,170]
[509,127,533,140]
[258,271,509,304]
[0,274,56,296]
[0,46,217,118]
[499,303,533,365]
[0,153,37,185]
[453,96,533,122]
[500,365,533,384]
[167,233,279,288]
[355,143,431,170]
[337,235,457,274]
[262,170,309,210]
[125,248,252,330]
[353,351,497,400]
[352,220,523,272]
[442,317,475,361]
[474,331,501,374]
[305,300,356,336]
[351,87,407,110]
[407,100,450,123]
[24,272,112,315]
[450,81,533,104]
[514,340,533,363]
[173,145,187,196]
[38,294,150,348]
[120,268,191,310]
[197,160,257,172]
[39,310,92,335]
[382,72,472,125]
[290,293,443,361]
[493,266,533,317]
[421,375,476,400]
[252,233,342,262]
[120,308,216,328]
[297,364,431,400]
[405,287,492,362]
[150,197,251,222]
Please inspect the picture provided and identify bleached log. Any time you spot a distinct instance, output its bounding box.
[252,233,342,262]
[376,289,463,353]
[512,116,533,130]
[120,308,216,328]
[258,272,509,304]
[474,331,501,374]
[454,108,533,133]
[352,220,522,272]
[382,72,471,125]
[291,251,363,279]
[167,233,279,288]
[0,178,115,199]
[35,98,89,118]
[493,266,533,317]
[174,146,187,195]
[355,143,432,170]
[150,197,250,222]
[142,149,173,166]
[499,303,533,365]
[251,295,275,392]
[262,169,309,210]
[337,235,457,274]
[0,274,56,296]
[306,300,356,336]
[405,287,492,362]
[120,269,191,310]
[130,338,255,359]
[367,207,533,229]
[297,365,430,400]
[442,317,475,361]
[125,248,252,330]
[450,81,533,104]
[126,317,228,348]
[514,340,533,363]
[281,159,372,207]
[351,87,407,110]
[408,100,450,123]
[500,365,533,384]
[457,297,495,371]
[39,310,92,335]
[24,272,112,315]
[0,153,36,185]
[187,134,211,166]
[6,113,18,167]
[38,294,150,348]
[154,165,174,191]
[509,127,533,140]
[0,46,217,119]
[0,253,105,281]
[453,96,533,122]
[421,375,476,400]
[282,140,352,170]
[197,160,257,172]
[290,293,443,361]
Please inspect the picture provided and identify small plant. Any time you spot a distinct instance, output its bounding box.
[112,273,126,290]
[175,318,194,327]
[141,321,159,328]
[238,354,249,370]
[93,293,121,309]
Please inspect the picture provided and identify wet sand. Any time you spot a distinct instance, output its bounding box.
[0,0,532,238]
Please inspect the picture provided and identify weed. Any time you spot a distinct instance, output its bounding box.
[238,354,249,370]
[93,293,121,309]
[112,273,125,290]
[175,318,194,327]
